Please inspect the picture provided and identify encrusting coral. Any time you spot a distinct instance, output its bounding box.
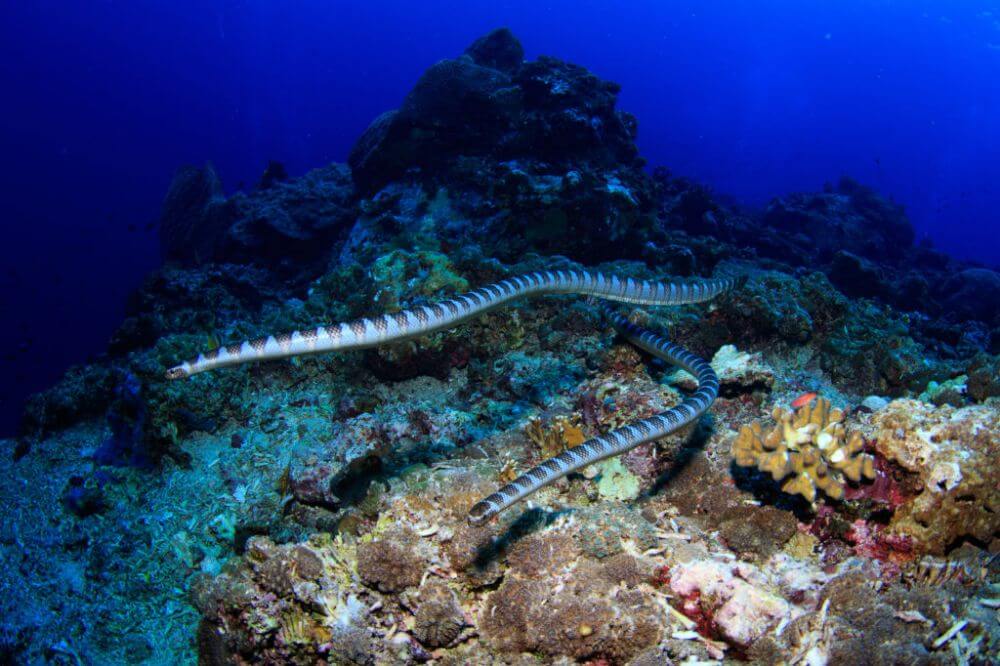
[732,397,875,503]
[871,398,1000,554]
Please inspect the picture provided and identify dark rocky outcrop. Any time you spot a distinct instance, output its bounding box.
[939,268,1000,326]
[658,173,999,331]
[347,31,641,188]
[465,27,524,74]
[256,159,289,190]
[761,177,914,265]
[219,163,355,270]
[159,162,354,272]
[158,163,236,266]
[344,33,652,266]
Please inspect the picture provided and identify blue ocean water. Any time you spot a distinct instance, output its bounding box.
[0,0,997,435]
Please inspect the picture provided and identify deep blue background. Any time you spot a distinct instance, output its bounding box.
[1,1,998,435]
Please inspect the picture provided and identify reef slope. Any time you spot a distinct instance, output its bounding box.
[3,29,998,665]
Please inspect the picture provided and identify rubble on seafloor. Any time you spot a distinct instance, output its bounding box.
[2,28,998,665]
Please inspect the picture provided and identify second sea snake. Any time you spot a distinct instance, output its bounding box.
[468,305,720,524]
[165,269,744,522]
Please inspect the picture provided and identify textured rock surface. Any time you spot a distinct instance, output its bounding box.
[669,559,791,647]
[159,163,235,266]
[220,163,355,268]
[675,343,775,394]
[942,268,1000,325]
[872,399,1000,554]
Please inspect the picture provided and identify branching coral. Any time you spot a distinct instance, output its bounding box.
[732,398,875,503]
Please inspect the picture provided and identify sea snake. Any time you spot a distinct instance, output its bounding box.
[468,305,721,524]
[165,269,743,522]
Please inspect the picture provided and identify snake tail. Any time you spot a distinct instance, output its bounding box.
[166,270,743,379]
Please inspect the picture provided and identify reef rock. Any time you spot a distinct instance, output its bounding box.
[192,535,375,665]
[675,344,775,394]
[346,31,653,265]
[159,163,236,266]
[872,398,1000,554]
[828,250,885,299]
[479,527,662,662]
[465,27,524,74]
[349,34,640,195]
[761,177,914,266]
[669,558,791,648]
[966,353,1000,402]
[940,267,1000,325]
[220,163,355,269]
[159,162,355,273]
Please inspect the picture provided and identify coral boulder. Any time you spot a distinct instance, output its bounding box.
[872,399,1000,554]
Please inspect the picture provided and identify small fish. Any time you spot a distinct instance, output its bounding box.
[791,392,818,409]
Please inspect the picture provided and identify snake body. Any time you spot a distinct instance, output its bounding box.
[468,307,719,523]
[165,269,743,522]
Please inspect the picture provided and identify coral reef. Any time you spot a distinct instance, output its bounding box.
[675,343,775,395]
[4,27,998,666]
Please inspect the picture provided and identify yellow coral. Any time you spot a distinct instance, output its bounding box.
[278,610,314,645]
[732,398,875,503]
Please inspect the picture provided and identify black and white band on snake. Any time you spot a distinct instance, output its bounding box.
[165,268,743,522]
[468,306,719,524]
[165,270,743,379]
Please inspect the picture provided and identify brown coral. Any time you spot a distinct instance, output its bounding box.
[413,582,466,648]
[732,397,875,503]
[356,539,424,592]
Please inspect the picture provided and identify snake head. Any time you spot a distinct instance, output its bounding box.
[164,365,188,380]
[467,500,493,526]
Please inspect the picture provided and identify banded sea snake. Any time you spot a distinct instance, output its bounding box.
[166,269,744,524]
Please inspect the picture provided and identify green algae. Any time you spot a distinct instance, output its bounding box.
[918,374,968,407]
[370,248,469,311]
[596,457,641,501]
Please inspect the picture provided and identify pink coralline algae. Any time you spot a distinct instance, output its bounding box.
[669,559,791,648]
